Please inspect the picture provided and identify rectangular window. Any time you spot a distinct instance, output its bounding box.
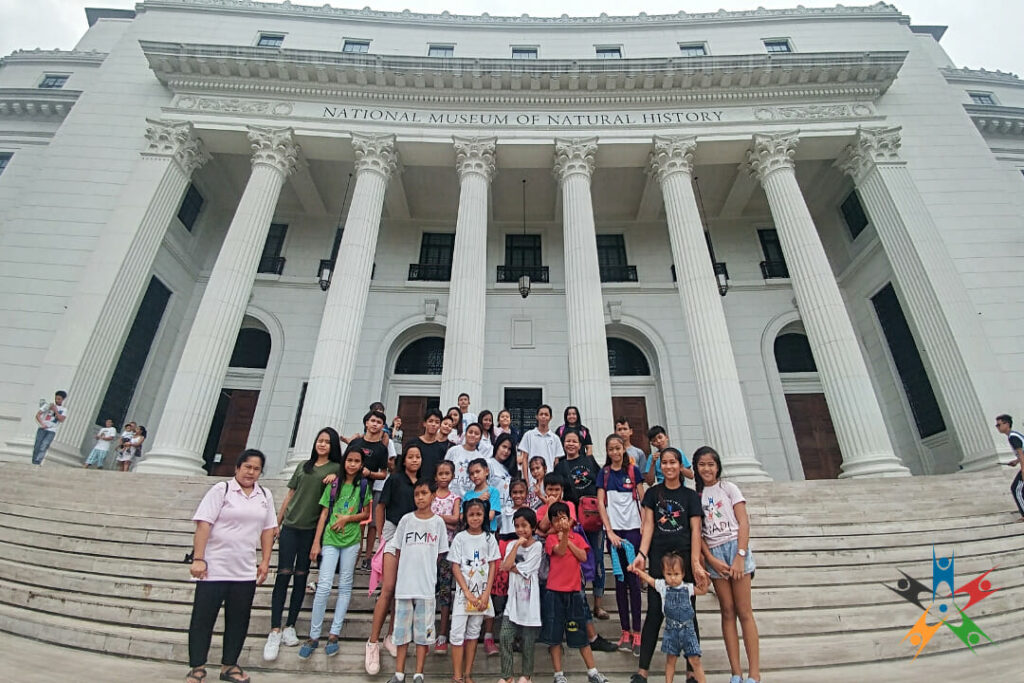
[872,283,946,438]
[505,234,541,267]
[763,39,792,53]
[39,74,69,89]
[511,47,538,60]
[679,43,708,57]
[410,232,455,281]
[504,388,543,431]
[597,234,637,283]
[258,223,288,274]
[176,183,204,232]
[596,47,622,59]
[257,33,285,47]
[342,40,370,53]
[969,92,996,105]
[840,190,870,239]
[428,45,454,58]
[0,152,11,176]
[289,382,308,448]
[96,277,172,426]
[758,228,790,278]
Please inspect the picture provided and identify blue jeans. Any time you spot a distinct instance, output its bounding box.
[32,429,55,465]
[309,543,359,640]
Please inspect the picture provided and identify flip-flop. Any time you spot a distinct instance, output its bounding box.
[219,666,250,683]
[186,666,207,683]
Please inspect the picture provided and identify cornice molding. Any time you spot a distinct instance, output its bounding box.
[553,137,598,183]
[0,48,107,67]
[140,0,907,28]
[747,131,800,181]
[0,88,79,120]
[650,135,697,182]
[140,41,906,105]
[453,136,496,182]
[964,105,1024,137]
[942,67,1023,88]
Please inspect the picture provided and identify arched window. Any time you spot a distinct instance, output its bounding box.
[774,333,817,373]
[395,337,445,375]
[607,338,650,376]
[229,328,271,369]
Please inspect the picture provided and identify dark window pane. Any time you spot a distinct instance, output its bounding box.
[395,337,445,375]
[258,223,288,273]
[229,328,271,369]
[596,48,621,59]
[96,277,171,426]
[0,152,11,175]
[505,234,541,267]
[289,382,308,448]
[257,34,284,47]
[177,183,204,232]
[596,234,627,266]
[418,232,455,265]
[343,40,370,53]
[512,48,538,59]
[764,40,792,53]
[39,74,68,88]
[608,338,651,376]
[429,45,454,57]
[758,228,789,278]
[774,333,817,373]
[504,388,543,431]
[871,283,946,438]
[840,190,869,239]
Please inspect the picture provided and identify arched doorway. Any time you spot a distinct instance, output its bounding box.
[386,331,444,443]
[605,331,663,455]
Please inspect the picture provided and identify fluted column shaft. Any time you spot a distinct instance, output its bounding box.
[287,135,397,469]
[554,138,614,446]
[749,131,908,478]
[8,120,208,465]
[652,137,769,480]
[838,127,1002,471]
[142,127,298,474]
[440,137,495,409]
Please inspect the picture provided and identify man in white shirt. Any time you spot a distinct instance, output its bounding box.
[457,393,477,430]
[32,390,67,465]
[517,404,564,487]
[84,418,117,469]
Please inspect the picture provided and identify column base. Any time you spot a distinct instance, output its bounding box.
[135,447,208,476]
[280,448,304,476]
[958,449,1001,473]
[0,437,82,467]
[838,452,911,479]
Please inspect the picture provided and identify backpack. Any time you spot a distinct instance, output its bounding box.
[328,477,369,521]
[575,523,598,583]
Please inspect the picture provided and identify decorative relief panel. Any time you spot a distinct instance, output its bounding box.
[754,103,873,121]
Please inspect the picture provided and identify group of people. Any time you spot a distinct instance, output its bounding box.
[31,389,147,470]
[184,394,763,683]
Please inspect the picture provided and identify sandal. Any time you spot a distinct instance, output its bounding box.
[186,667,207,683]
[593,606,610,620]
[219,666,250,683]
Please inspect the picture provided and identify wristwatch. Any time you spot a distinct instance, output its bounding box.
[737,549,748,557]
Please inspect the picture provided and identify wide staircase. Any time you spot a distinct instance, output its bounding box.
[0,462,1021,680]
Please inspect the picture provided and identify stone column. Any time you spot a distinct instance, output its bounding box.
[748,131,909,478]
[286,135,398,470]
[837,127,1002,471]
[440,137,496,409]
[0,120,208,466]
[140,127,299,474]
[651,136,770,480]
[553,138,614,445]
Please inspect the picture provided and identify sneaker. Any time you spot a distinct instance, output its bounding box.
[484,636,499,656]
[365,641,381,675]
[384,633,398,658]
[632,632,641,657]
[616,631,631,652]
[744,678,761,683]
[553,674,568,683]
[413,675,425,683]
[386,676,404,683]
[325,637,340,657]
[434,636,448,655]
[298,639,318,660]
[587,673,609,683]
[282,626,300,647]
[263,631,282,661]
[589,635,618,653]
[629,674,648,683]
[730,677,743,683]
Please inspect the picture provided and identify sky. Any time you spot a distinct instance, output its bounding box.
[0,0,1021,75]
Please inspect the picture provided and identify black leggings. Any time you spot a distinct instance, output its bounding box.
[638,552,700,675]
[188,580,257,668]
[271,525,316,629]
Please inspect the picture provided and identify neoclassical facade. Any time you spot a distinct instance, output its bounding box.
[1,0,1022,480]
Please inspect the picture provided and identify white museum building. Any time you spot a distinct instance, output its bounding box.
[0,0,1022,481]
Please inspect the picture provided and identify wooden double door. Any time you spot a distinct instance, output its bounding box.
[396,395,441,447]
[785,392,843,480]
[204,389,260,477]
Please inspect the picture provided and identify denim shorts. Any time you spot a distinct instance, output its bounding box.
[538,590,589,649]
[707,539,756,579]
[393,597,436,646]
[662,619,701,658]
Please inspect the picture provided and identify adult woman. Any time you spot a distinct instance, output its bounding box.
[446,406,464,445]
[555,406,593,456]
[264,428,342,661]
[118,425,146,471]
[478,410,497,457]
[495,409,521,449]
[629,448,708,683]
[491,432,519,482]
[186,449,276,683]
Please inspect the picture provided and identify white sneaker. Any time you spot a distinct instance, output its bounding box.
[263,631,282,661]
[282,626,300,647]
[365,641,381,675]
[383,633,398,657]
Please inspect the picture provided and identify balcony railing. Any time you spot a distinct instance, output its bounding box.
[257,255,285,274]
[760,260,790,279]
[599,264,638,283]
[497,265,549,283]
[671,262,728,282]
[408,263,452,281]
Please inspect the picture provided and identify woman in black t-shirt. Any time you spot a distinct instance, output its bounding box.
[555,405,594,456]
[630,448,708,683]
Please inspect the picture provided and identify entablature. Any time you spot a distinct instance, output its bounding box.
[0,48,108,68]
[0,88,80,120]
[965,104,1024,137]
[942,67,1023,89]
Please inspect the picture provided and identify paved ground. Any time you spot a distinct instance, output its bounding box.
[3,632,1015,682]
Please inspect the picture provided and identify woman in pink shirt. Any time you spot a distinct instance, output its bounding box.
[186,449,277,683]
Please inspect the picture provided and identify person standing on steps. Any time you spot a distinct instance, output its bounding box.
[186,449,276,683]
[84,418,117,469]
[518,404,564,488]
[353,409,391,569]
[32,390,67,465]
[458,392,478,431]
[556,406,594,457]
[996,415,1024,521]
[263,427,342,662]
[408,408,447,483]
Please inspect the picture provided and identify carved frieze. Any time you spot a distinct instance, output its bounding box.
[754,103,873,121]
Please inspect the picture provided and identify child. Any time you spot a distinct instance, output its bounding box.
[494,479,531,634]
[695,447,760,683]
[631,552,708,683]
[446,407,465,445]
[387,479,449,683]
[540,503,608,683]
[449,498,501,683]
[391,417,404,455]
[498,507,543,683]
[115,422,137,472]
[463,458,502,532]
[526,457,548,510]
[536,473,577,535]
[431,461,461,655]
[304,446,372,658]
[614,417,647,472]
[644,426,693,486]
[596,434,645,655]
[84,418,117,469]
[501,479,531,538]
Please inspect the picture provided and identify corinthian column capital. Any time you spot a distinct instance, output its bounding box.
[835,126,904,182]
[454,136,497,182]
[352,133,400,180]
[649,135,696,183]
[143,119,210,175]
[747,130,799,182]
[553,137,597,184]
[247,126,300,176]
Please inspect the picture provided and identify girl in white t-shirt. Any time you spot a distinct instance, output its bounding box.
[497,506,542,683]
[449,498,500,683]
[694,446,760,683]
